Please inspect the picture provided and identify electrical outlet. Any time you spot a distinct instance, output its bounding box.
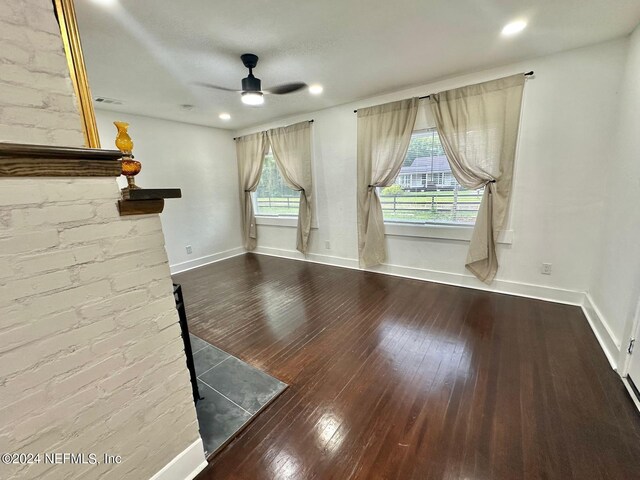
[541,263,552,275]
[325,240,331,250]
[185,245,192,255]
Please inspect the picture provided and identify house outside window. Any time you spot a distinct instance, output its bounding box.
[380,128,484,225]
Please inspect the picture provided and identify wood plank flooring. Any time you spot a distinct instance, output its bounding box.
[174,253,640,480]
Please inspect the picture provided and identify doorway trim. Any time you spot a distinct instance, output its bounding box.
[618,296,640,411]
[618,296,640,377]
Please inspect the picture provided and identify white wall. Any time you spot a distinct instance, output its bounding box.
[589,24,640,364]
[235,38,628,303]
[95,111,242,272]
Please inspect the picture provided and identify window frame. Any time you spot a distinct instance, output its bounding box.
[381,127,512,244]
[252,149,300,221]
[251,150,319,229]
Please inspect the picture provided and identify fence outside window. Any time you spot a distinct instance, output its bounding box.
[380,189,483,225]
[255,195,299,216]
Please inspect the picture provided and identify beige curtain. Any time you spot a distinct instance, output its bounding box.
[267,121,313,254]
[429,74,525,283]
[236,132,269,250]
[357,98,419,267]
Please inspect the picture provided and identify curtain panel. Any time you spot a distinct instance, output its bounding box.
[267,121,314,254]
[357,98,419,267]
[236,131,269,250]
[429,73,525,283]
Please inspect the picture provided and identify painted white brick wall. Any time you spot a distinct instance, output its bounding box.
[0,179,202,480]
[0,2,203,478]
[0,0,85,146]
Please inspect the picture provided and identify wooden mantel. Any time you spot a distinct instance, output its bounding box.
[0,142,122,177]
[0,142,182,216]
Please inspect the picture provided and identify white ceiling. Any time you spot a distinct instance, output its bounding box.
[76,0,640,131]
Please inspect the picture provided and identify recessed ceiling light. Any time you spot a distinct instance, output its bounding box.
[501,20,527,36]
[241,92,264,106]
[309,84,323,95]
[219,113,231,120]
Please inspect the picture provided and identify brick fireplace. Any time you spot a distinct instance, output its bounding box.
[0,1,205,479]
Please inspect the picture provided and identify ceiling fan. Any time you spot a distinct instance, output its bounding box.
[197,53,307,106]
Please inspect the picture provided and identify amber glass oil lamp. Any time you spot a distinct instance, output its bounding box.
[114,121,141,197]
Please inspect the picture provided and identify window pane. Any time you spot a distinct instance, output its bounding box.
[380,129,484,225]
[254,152,300,216]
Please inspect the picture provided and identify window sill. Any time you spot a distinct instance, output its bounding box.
[255,215,319,229]
[384,222,513,244]
[255,216,298,227]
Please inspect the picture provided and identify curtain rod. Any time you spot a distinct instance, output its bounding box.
[234,119,314,141]
[353,71,534,113]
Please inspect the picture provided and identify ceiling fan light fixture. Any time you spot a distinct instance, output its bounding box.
[241,91,264,106]
[309,84,323,95]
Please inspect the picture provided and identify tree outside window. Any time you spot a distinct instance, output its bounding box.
[254,152,300,216]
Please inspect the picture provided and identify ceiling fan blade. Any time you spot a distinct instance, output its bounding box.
[195,82,240,93]
[264,82,308,95]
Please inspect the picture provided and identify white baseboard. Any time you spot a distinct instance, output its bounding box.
[253,246,359,270]
[149,438,207,480]
[170,247,245,275]
[367,262,584,306]
[252,246,584,306]
[581,292,622,371]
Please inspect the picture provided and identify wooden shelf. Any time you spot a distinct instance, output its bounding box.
[118,199,165,216]
[118,188,182,216]
[122,188,182,200]
[0,142,122,177]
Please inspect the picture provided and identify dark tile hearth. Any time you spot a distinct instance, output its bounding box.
[193,343,228,376]
[195,380,251,455]
[189,333,209,355]
[199,356,287,414]
[190,333,287,456]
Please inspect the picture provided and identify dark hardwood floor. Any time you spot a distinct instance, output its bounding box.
[175,253,640,480]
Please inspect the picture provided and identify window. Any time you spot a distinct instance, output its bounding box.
[380,129,484,225]
[254,151,299,217]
